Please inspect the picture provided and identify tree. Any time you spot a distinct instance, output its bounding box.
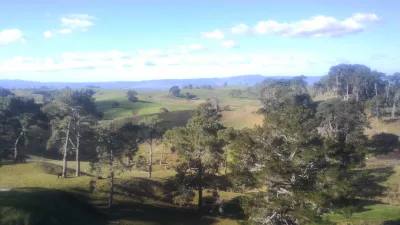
[127,89,139,102]
[391,90,400,118]
[0,96,47,161]
[229,89,242,98]
[169,86,180,97]
[43,89,101,177]
[0,87,15,97]
[217,127,236,175]
[164,100,224,207]
[232,104,333,224]
[224,82,228,88]
[188,84,193,89]
[92,122,140,208]
[138,115,164,178]
[231,91,369,224]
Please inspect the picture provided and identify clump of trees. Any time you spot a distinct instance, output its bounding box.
[169,86,197,100]
[230,75,370,224]
[127,89,139,102]
[229,89,242,98]
[313,64,400,119]
[182,84,193,89]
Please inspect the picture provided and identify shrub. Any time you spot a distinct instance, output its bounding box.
[160,108,169,113]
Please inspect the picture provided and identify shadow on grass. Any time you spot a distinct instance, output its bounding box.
[101,176,245,224]
[0,187,107,225]
[332,166,396,217]
[382,118,400,124]
[40,162,94,178]
[369,133,400,156]
[383,219,400,225]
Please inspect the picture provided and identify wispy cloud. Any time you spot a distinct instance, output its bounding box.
[200,29,224,40]
[43,14,96,37]
[0,29,25,45]
[44,31,53,38]
[59,14,96,33]
[180,44,207,53]
[230,13,380,37]
[221,40,239,48]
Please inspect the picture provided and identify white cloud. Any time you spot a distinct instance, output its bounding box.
[0,51,332,81]
[56,14,96,34]
[44,31,53,38]
[0,29,25,45]
[231,24,249,35]
[138,49,167,57]
[352,13,380,22]
[231,13,380,37]
[221,40,239,48]
[59,29,72,34]
[181,44,206,53]
[201,29,224,40]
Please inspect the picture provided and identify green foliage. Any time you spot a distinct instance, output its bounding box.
[169,86,180,97]
[164,100,225,206]
[231,80,370,224]
[229,89,242,98]
[127,89,139,102]
[0,87,15,97]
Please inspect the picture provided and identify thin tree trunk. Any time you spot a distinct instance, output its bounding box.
[62,121,71,178]
[148,144,153,178]
[160,148,163,166]
[346,84,349,101]
[108,148,114,208]
[356,89,359,102]
[76,121,80,177]
[375,83,378,96]
[386,84,390,99]
[392,101,396,118]
[197,160,203,207]
[14,131,24,161]
[224,147,228,176]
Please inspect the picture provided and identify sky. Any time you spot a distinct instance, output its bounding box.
[0,0,399,82]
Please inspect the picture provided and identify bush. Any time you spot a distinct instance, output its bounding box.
[160,108,169,113]
[222,105,232,111]
[111,101,120,108]
[172,185,195,206]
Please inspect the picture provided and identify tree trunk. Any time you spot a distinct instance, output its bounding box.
[224,147,228,176]
[392,101,396,118]
[346,84,349,101]
[14,131,24,161]
[386,84,390,99]
[76,121,80,177]
[375,83,378,96]
[108,148,114,208]
[160,148,163,166]
[197,160,203,207]
[62,121,71,178]
[148,143,153,178]
[356,90,359,102]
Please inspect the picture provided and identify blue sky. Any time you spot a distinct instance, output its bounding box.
[0,0,399,82]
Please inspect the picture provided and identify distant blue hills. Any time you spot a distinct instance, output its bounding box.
[0,75,322,90]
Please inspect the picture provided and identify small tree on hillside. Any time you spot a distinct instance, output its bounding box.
[138,115,164,178]
[0,96,47,161]
[229,89,242,98]
[169,86,181,97]
[164,100,225,207]
[127,89,139,102]
[92,122,140,208]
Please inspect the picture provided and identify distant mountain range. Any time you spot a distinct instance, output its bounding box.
[0,75,322,90]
